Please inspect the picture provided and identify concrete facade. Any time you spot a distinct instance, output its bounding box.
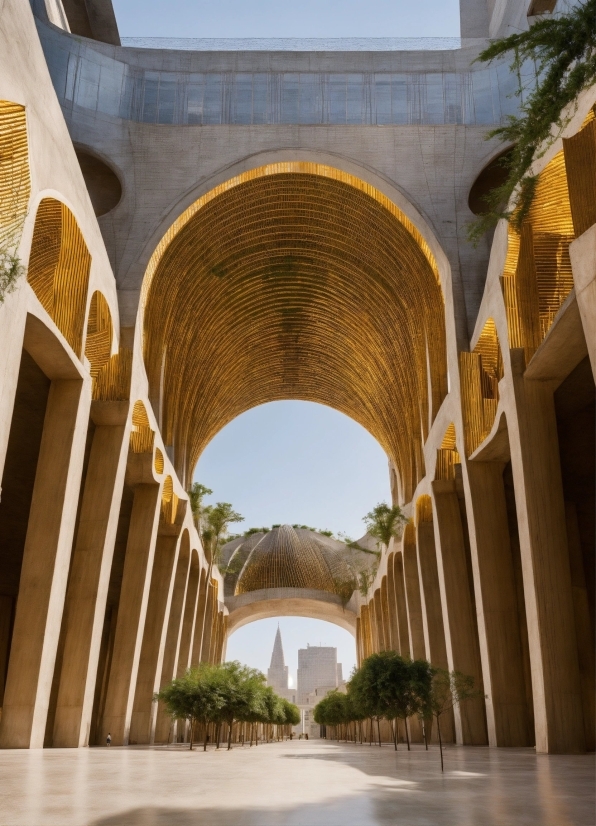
[0,0,593,755]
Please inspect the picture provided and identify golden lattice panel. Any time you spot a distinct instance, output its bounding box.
[144,170,447,498]
[230,525,356,602]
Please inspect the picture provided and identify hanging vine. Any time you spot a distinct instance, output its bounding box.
[468,0,596,242]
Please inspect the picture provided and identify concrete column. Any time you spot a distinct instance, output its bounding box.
[416,518,449,670]
[386,556,400,652]
[368,596,378,654]
[565,502,595,751]
[402,531,425,660]
[416,513,455,744]
[463,460,532,747]
[200,582,215,664]
[153,543,191,743]
[177,556,200,675]
[570,225,596,381]
[190,570,207,666]
[52,403,129,747]
[376,591,385,652]
[379,576,392,651]
[510,365,585,752]
[0,376,90,748]
[356,617,362,666]
[208,594,220,664]
[129,525,183,745]
[393,552,411,657]
[359,604,371,660]
[99,481,161,746]
[432,479,487,745]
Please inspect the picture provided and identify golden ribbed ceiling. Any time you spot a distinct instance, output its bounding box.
[228,525,356,603]
[144,165,447,499]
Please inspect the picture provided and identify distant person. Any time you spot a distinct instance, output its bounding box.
[106,732,111,747]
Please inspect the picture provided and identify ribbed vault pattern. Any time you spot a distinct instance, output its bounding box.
[228,525,356,603]
[144,166,447,498]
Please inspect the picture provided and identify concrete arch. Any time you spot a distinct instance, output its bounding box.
[27,196,92,356]
[226,588,357,636]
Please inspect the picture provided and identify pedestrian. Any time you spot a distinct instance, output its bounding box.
[106,732,111,747]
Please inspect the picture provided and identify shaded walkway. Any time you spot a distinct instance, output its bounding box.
[0,741,593,825]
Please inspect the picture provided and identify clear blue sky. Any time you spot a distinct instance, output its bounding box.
[196,401,389,540]
[113,0,460,38]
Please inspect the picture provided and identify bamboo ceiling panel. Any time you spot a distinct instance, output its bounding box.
[144,169,447,498]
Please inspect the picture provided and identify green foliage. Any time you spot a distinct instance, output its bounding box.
[202,502,244,568]
[348,652,431,730]
[156,661,298,750]
[363,503,407,549]
[282,698,301,727]
[469,0,596,241]
[187,483,213,529]
[356,567,378,598]
[0,243,25,305]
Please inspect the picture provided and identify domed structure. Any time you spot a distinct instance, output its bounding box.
[222,525,370,604]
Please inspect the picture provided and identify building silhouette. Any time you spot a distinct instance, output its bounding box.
[266,627,295,703]
[297,645,342,705]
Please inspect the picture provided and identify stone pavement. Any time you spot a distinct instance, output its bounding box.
[0,740,593,826]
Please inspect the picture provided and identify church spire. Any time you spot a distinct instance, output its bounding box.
[267,625,289,691]
[270,625,285,669]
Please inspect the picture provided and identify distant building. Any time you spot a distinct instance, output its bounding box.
[297,644,340,705]
[266,627,296,704]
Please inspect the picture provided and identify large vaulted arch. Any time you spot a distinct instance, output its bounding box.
[142,163,448,500]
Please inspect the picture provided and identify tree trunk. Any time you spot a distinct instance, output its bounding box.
[405,717,410,751]
[189,719,194,751]
[216,723,221,749]
[203,722,208,751]
[377,718,382,747]
[437,715,444,772]
[369,718,373,745]
[227,719,233,750]
[392,719,398,751]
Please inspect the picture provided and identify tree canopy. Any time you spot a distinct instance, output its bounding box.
[156,661,299,751]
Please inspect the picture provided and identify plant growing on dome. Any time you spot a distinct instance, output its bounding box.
[469,0,596,241]
[201,501,244,574]
[363,502,407,551]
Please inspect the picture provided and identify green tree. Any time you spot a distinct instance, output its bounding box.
[348,654,390,746]
[347,652,432,751]
[187,483,213,530]
[156,665,226,750]
[363,503,407,551]
[213,661,267,750]
[470,0,596,240]
[424,668,484,771]
[202,502,244,573]
[282,699,301,739]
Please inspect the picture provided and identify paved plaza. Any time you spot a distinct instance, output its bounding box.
[0,740,593,826]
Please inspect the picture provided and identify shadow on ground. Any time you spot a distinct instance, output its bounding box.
[87,798,376,826]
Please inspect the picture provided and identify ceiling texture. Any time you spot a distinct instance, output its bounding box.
[143,163,447,501]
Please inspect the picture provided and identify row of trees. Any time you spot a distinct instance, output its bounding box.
[157,661,300,751]
[313,651,482,770]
